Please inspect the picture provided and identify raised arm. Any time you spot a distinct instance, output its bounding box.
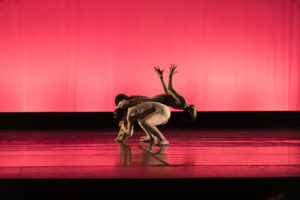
[167,64,181,103]
[154,66,168,94]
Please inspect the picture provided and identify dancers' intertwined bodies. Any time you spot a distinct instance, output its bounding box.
[114,64,197,145]
[115,100,171,145]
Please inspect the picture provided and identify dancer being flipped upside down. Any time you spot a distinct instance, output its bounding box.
[152,64,197,121]
[113,64,197,144]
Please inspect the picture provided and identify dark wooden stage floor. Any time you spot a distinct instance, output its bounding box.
[0,128,300,179]
[1,112,300,199]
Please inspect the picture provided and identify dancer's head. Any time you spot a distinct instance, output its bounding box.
[115,94,129,106]
[183,104,197,122]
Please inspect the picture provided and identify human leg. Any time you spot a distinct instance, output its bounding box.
[138,108,170,146]
[138,120,157,144]
[138,119,158,143]
[145,122,169,145]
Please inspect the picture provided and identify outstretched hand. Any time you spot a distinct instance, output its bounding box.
[154,66,164,77]
[169,64,178,77]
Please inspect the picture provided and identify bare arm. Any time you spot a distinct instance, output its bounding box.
[168,64,181,103]
[121,107,135,136]
[115,120,130,143]
[154,66,168,94]
[120,123,134,137]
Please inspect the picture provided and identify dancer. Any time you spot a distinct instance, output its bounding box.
[114,64,197,144]
[114,64,196,122]
[153,64,197,122]
[115,100,171,146]
[134,64,197,142]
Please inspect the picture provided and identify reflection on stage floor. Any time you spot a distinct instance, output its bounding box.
[0,128,300,178]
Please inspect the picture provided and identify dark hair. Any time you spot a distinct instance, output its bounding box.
[183,105,197,122]
[115,94,129,106]
[113,107,126,121]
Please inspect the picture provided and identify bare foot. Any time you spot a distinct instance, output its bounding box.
[139,135,158,143]
[156,139,169,146]
[139,136,149,142]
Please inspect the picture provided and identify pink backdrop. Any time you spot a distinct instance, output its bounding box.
[0,0,300,112]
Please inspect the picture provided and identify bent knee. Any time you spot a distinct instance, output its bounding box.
[161,106,171,121]
[139,119,150,127]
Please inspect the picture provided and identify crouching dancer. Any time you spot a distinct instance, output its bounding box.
[115,99,171,146]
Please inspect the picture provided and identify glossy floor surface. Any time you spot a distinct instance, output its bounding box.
[0,128,300,178]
